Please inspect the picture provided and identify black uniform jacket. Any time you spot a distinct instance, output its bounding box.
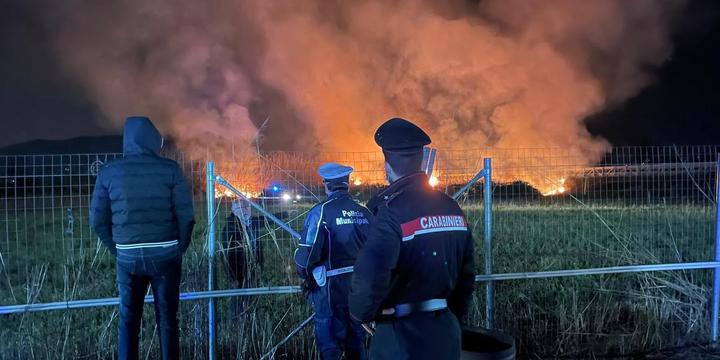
[294,190,372,307]
[349,172,475,322]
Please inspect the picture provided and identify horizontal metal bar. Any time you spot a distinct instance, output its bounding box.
[475,262,720,282]
[0,286,300,315]
[5,262,719,315]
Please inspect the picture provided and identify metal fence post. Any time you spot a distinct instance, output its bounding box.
[206,161,217,359]
[483,157,494,329]
[712,155,720,343]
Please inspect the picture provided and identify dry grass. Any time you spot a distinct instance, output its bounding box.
[1,202,718,359]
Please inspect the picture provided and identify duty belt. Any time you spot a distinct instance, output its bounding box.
[326,266,353,277]
[312,265,353,287]
[381,298,447,318]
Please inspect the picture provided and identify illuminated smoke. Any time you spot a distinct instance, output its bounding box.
[49,0,681,187]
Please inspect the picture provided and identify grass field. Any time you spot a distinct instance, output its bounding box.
[1,202,718,359]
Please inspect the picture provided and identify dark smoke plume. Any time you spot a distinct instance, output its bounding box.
[49,0,681,164]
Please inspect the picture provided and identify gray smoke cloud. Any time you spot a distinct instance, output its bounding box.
[48,0,682,162]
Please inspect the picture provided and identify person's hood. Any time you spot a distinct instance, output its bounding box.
[123,116,162,156]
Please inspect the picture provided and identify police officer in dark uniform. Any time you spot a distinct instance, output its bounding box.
[294,163,373,360]
[349,118,476,360]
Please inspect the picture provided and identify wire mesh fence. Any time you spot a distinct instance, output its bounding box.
[459,146,719,357]
[0,153,214,359]
[0,146,718,359]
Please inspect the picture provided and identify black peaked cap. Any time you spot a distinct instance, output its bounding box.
[374,117,431,152]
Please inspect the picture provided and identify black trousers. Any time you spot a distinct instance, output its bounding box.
[309,285,367,360]
[116,246,182,360]
[370,309,461,360]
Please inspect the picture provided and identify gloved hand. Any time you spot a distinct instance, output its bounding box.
[300,279,312,298]
[300,277,318,298]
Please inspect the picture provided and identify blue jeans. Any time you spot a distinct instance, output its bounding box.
[116,246,182,360]
[310,286,367,360]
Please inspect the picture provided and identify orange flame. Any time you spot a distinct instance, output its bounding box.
[214,188,260,199]
[542,178,568,196]
[208,152,584,199]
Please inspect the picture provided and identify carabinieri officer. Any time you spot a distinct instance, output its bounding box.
[349,117,476,360]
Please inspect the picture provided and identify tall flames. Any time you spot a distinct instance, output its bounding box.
[47,0,681,191]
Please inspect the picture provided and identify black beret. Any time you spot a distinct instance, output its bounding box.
[374,117,431,152]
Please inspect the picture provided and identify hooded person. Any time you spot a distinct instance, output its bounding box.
[293,163,373,360]
[90,116,195,360]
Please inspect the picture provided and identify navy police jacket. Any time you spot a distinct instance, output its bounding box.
[294,190,372,306]
[349,172,475,322]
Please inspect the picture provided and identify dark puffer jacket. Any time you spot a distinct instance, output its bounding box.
[90,116,195,255]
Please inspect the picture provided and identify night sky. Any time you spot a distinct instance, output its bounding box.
[585,0,720,146]
[1,0,719,150]
[0,0,108,148]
